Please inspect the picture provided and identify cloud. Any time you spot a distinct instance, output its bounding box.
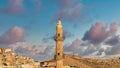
[0,26,24,45]
[104,35,120,55]
[81,22,119,56]
[41,45,55,55]
[0,26,54,61]
[50,0,97,26]
[53,4,82,21]
[0,0,41,15]
[63,29,74,38]
[105,35,120,46]
[63,22,120,57]
[12,42,54,61]
[51,0,77,9]
[51,0,83,24]
[42,37,52,43]
[82,22,118,44]
[80,44,97,56]
[64,38,99,56]
[42,34,54,44]
[64,39,81,53]
[105,45,120,55]
[1,0,25,14]
[64,39,108,56]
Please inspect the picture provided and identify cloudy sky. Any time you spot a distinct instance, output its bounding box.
[0,0,120,61]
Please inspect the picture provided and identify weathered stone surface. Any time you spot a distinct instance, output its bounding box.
[63,54,120,68]
[0,48,40,68]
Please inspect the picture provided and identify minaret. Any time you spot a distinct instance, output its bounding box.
[55,19,64,68]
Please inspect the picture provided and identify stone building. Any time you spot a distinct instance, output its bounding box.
[0,20,120,68]
[40,20,76,68]
[40,20,120,68]
[0,48,40,68]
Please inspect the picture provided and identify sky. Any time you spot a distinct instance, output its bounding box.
[0,0,120,61]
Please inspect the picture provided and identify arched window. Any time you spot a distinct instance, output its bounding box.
[58,33,60,36]
[58,53,60,56]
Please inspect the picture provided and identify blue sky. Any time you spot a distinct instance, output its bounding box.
[0,0,120,61]
[0,0,120,45]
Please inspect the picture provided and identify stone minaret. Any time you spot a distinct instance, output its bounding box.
[55,19,64,68]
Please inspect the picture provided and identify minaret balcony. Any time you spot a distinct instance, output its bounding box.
[54,36,64,41]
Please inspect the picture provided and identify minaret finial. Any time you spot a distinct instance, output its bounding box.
[57,18,62,25]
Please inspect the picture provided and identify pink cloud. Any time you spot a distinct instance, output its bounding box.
[82,22,118,44]
[0,26,54,61]
[0,0,42,15]
[51,0,83,24]
[51,0,97,26]
[0,26,24,44]
[51,0,74,9]
[4,0,25,14]
[64,39,81,52]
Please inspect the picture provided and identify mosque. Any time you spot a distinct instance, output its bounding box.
[40,20,120,68]
[40,19,79,68]
[0,20,120,68]
[40,19,97,68]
